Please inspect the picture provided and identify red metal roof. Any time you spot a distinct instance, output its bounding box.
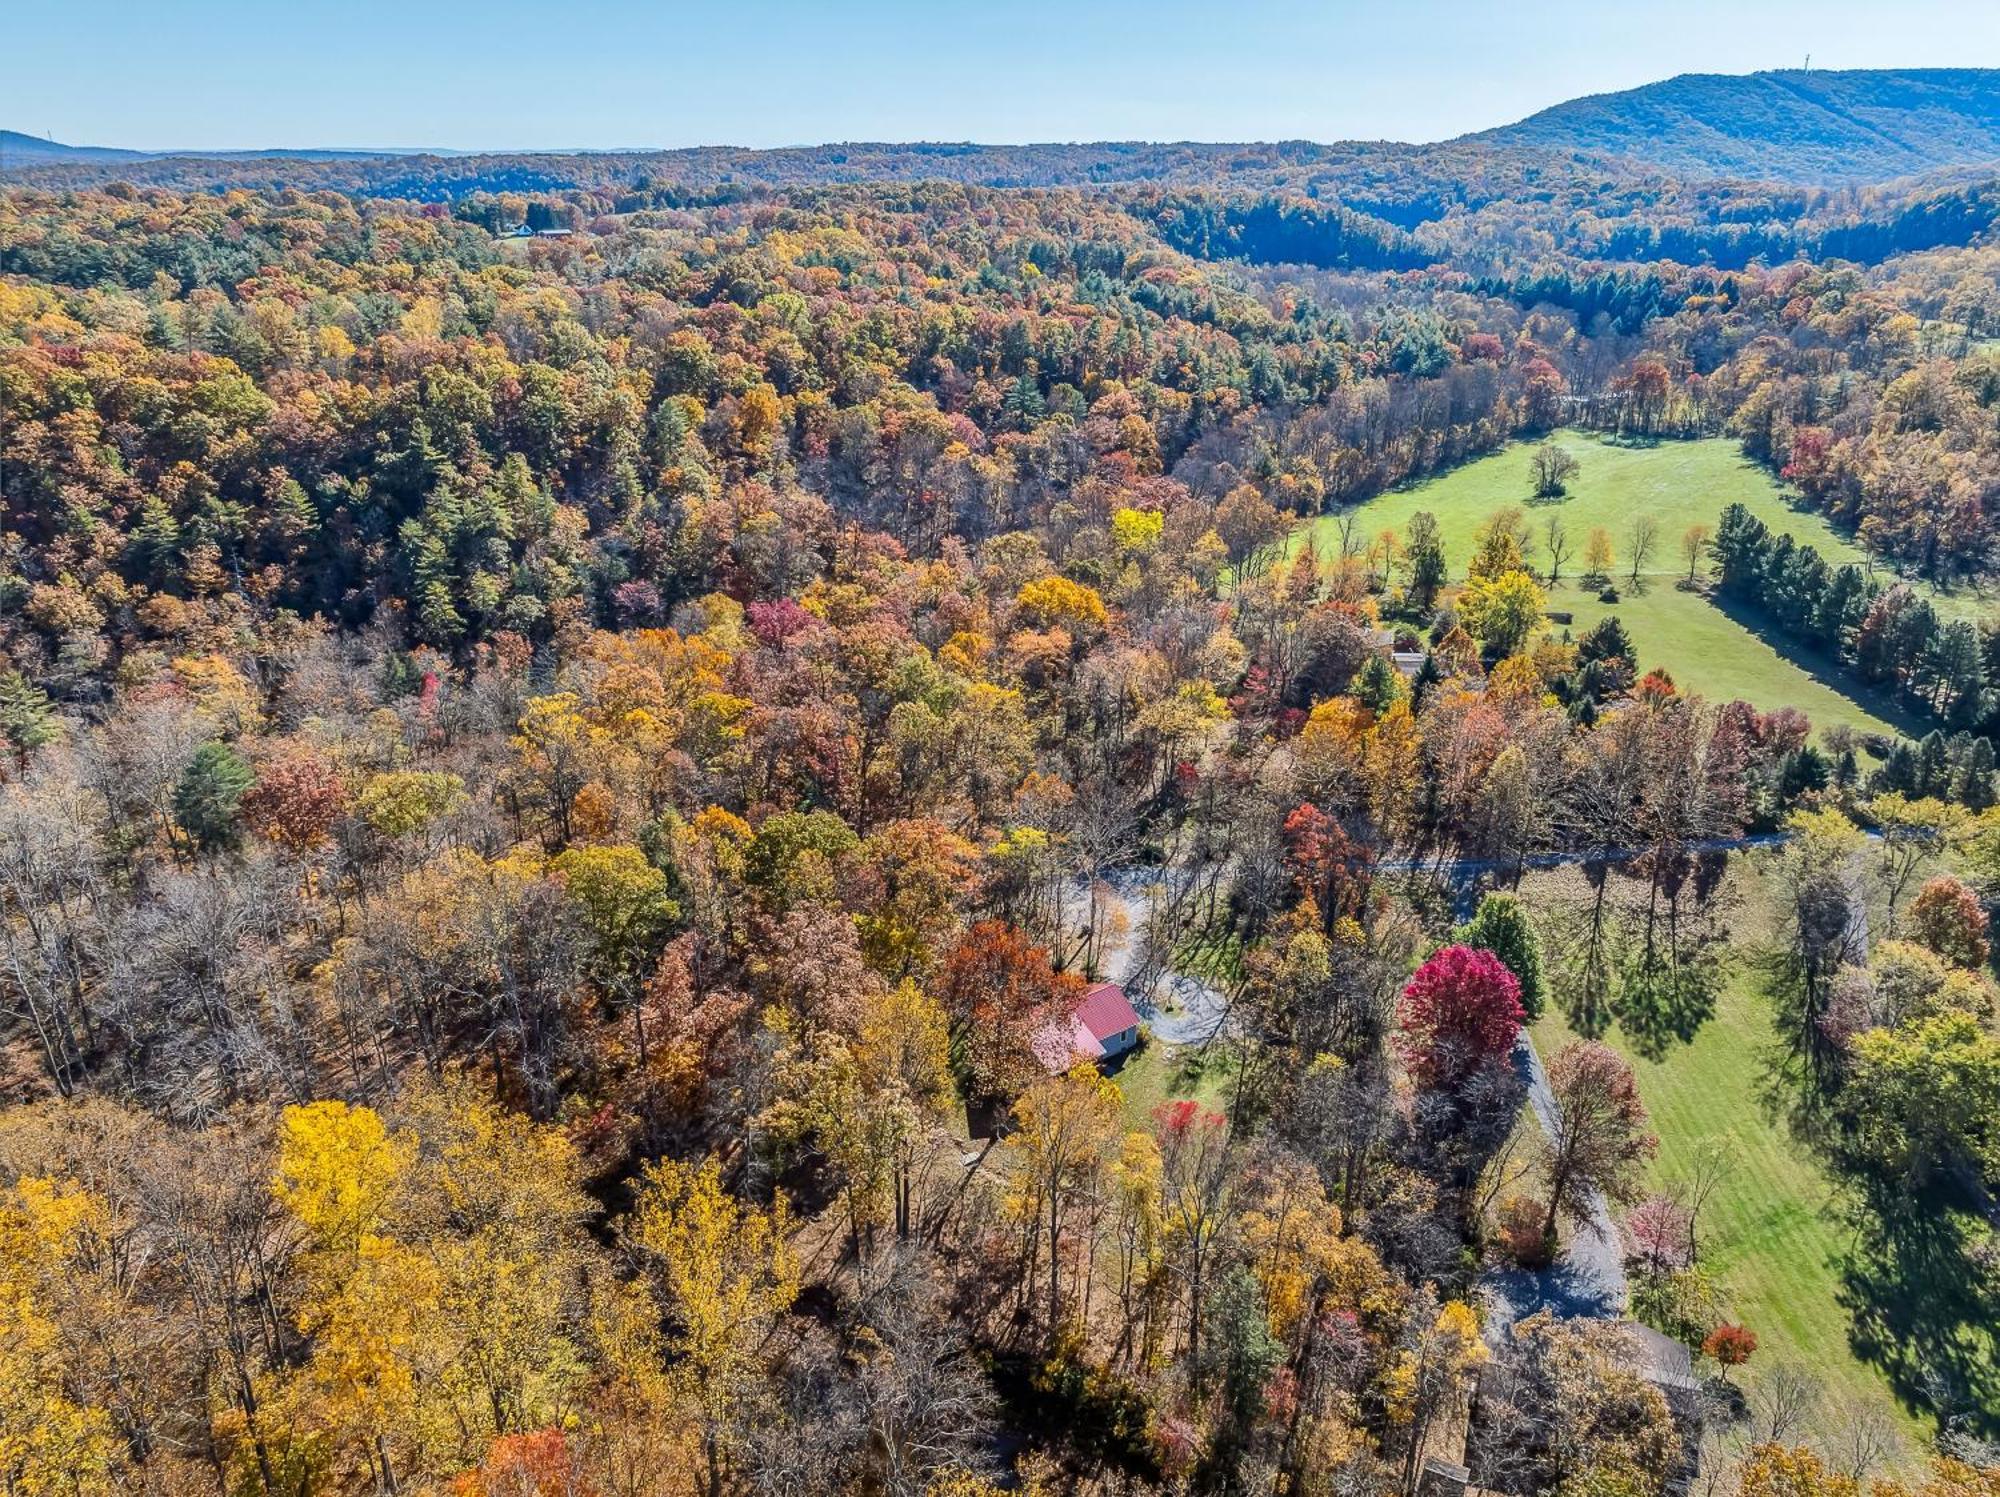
[1074,982,1141,1043]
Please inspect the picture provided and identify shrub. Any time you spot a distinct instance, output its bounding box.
[1497,1194,1554,1268]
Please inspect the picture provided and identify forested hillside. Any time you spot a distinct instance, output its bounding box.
[1480,68,2000,183]
[3,82,2000,1497]
[0,129,146,164]
[15,66,2000,189]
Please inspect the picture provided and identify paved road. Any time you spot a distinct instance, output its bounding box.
[1087,833,1876,1333]
[1844,851,1872,952]
[1481,840,1878,1334]
[1373,830,1795,879]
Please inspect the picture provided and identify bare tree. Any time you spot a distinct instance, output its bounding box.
[840,1248,1000,1495]
[1681,522,1713,585]
[1679,1137,1732,1264]
[1627,514,1659,586]
[104,857,316,1123]
[1829,1400,1902,1482]
[1751,1364,1823,1444]
[0,763,110,1095]
[1067,774,1139,977]
[1543,513,1573,589]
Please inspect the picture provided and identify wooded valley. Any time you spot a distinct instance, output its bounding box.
[3,64,2000,1497]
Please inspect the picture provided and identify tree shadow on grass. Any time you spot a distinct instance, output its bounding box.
[1705,592,1932,740]
[1561,994,1613,1043]
[1610,975,1718,1062]
[1834,1185,2000,1438]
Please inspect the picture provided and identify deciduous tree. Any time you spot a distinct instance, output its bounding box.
[1397,945,1524,1091]
[1537,1041,1656,1243]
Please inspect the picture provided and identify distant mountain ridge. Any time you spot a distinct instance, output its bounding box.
[1476,68,2000,182]
[0,130,453,164]
[0,129,145,163]
[9,68,2000,188]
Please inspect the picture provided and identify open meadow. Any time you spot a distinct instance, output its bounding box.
[1285,431,1999,742]
[1524,852,1942,1455]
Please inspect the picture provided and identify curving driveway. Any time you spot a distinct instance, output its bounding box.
[1480,1033,1629,1334]
[1079,868,1235,1047]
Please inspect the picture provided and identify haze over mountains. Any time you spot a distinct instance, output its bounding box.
[7,67,1999,188]
[0,130,452,164]
[1477,67,2000,183]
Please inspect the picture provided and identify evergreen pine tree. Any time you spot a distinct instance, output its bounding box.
[0,671,58,766]
[1410,649,1443,706]
[1917,731,1953,799]
[1957,736,1997,811]
[1354,654,1405,714]
[174,742,256,853]
[1871,742,1921,796]
[1404,512,1448,613]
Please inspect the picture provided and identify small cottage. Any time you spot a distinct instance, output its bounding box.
[1033,981,1144,1072]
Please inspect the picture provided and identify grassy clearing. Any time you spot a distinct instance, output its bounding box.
[1524,852,1934,1453]
[1555,578,1908,741]
[1170,926,1246,985]
[1107,1037,1235,1131]
[1282,430,1995,740]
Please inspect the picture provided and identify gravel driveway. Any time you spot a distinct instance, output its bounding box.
[1080,870,1232,1047]
[1480,1033,1630,1334]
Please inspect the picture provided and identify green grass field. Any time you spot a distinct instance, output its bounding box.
[1107,1036,1235,1131]
[1283,431,1997,741]
[1525,854,1934,1453]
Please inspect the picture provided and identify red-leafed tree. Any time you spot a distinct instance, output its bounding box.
[1522,357,1567,430]
[1397,944,1525,1089]
[456,1428,596,1497]
[1281,802,1371,929]
[1702,1322,1758,1378]
[1908,874,1991,969]
[1624,1192,1693,1277]
[1540,1041,1657,1243]
[1635,668,1678,704]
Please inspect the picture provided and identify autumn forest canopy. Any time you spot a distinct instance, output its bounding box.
[3,62,2000,1497]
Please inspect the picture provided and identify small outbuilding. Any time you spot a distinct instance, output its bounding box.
[1033,981,1144,1072]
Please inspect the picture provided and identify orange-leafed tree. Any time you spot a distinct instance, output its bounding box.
[935,920,1083,1103]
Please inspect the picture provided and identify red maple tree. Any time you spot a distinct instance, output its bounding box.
[1396,944,1524,1087]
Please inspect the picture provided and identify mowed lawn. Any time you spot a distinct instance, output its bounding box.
[1525,854,1934,1452]
[1107,1035,1234,1132]
[1284,431,1997,741]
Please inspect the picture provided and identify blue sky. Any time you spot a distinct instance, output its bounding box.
[12,0,2000,151]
